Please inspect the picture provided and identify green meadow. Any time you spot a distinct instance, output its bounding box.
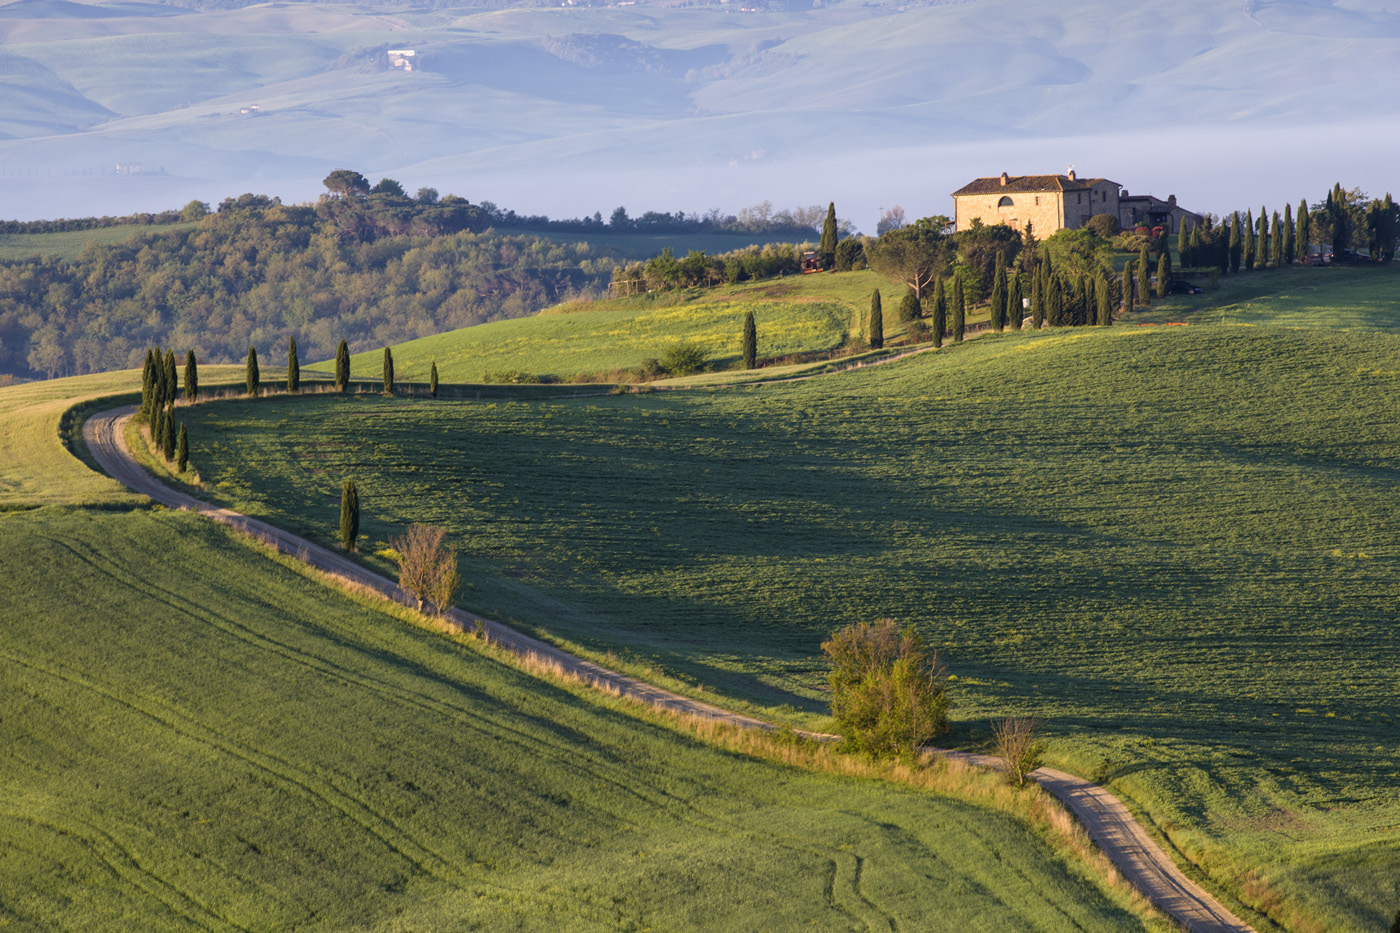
[312,270,981,383]
[0,223,197,261]
[0,506,1151,932]
[186,318,1400,932]
[1133,263,1400,330]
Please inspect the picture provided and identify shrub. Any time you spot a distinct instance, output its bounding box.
[835,237,865,272]
[636,358,664,380]
[660,343,707,376]
[992,716,1045,787]
[822,619,950,759]
[390,523,459,614]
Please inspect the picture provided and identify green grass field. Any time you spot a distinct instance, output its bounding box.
[1132,263,1400,330]
[0,366,244,509]
[0,223,197,261]
[185,321,1400,932]
[0,506,1152,932]
[311,270,978,383]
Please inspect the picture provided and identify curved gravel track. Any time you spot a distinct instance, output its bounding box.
[85,404,1256,933]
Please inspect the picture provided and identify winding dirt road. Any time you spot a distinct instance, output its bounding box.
[84,404,1255,933]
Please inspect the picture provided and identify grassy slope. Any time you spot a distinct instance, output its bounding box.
[1133,264,1400,330]
[311,270,976,383]
[184,313,1400,932]
[0,507,1148,932]
[0,366,243,509]
[0,223,197,261]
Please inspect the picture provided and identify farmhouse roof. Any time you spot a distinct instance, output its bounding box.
[951,173,1119,196]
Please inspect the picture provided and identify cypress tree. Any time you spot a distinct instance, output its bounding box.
[1178,218,1192,267]
[335,340,350,392]
[1122,260,1134,314]
[246,346,260,396]
[930,277,946,347]
[382,347,395,394]
[1076,276,1090,326]
[1096,272,1112,326]
[184,350,198,402]
[990,252,1007,332]
[1188,223,1202,268]
[1281,203,1294,266]
[1155,254,1169,298]
[140,349,155,416]
[287,336,300,393]
[1229,212,1243,272]
[1256,209,1268,268]
[868,290,884,349]
[820,202,838,269]
[1046,274,1063,327]
[164,349,177,401]
[430,361,439,398]
[741,310,757,369]
[162,410,176,461]
[340,479,359,552]
[176,423,189,473]
[1242,210,1255,271]
[1383,193,1396,262]
[1330,183,1348,259]
[1138,247,1151,306]
[1297,199,1311,263]
[1007,273,1022,331]
[1030,266,1044,329]
[1271,211,1283,267]
[951,275,965,342]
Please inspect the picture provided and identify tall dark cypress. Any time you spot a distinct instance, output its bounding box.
[335,340,350,392]
[1076,276,1090,327]
[287,337,300,393]
[1188,224,1202,269]
[951,275,965,342]
[246,346,260,396]
[184,350,198,402]
[1137,246,1151,305]
[1242,210,1255,271]
[868,291,884,350]
[382,347,395,394]
[1007,273,1022,331]
[1271,211,1283,267]
[140,349,155,416]
[741,310,757,369]
[162,410,176,461]
[1178,218,1192,267]
[176,424,189,473]
[1296,200,1311,263]
[1330,183,1348,259]
[430,361,440,398]
[163,349,177,401]
[1229,212,1243,273]
[820,202,838,269]
[1030,266,1044,329]
[1256,209,1268,268]
[1281,203,1294,266]
[1096,272,1112,326]
[1155,254,1169,298]
[1122,260,1134,314]
[1046,274,1063,327]
[340,479,359,552]
[989,252,1007,332]
[930,277,946,347]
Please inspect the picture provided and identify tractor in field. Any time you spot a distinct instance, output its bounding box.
[800,250,824,274]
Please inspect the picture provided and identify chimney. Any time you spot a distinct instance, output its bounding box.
[1168,194,1177,206]
[1120,189,1128,197]
[999,172,1009,186]
[1067,169,1077,181]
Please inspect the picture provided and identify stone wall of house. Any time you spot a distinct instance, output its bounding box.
[954,180,1120,235]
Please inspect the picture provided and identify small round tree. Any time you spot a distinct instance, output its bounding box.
[897,289,922,324]
[382,347,394,395]
[822,619,950,760]
[245,346,260,396]
[184,350,198,402]
[740,310,757,369]
[868,290,884,350]
[340,479,359,552]
[176,423,189,473]
[335,340,350,392]
[287,336,300,393]
[430,361,439,399]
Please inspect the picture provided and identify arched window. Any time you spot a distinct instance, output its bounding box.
[997,196,1014,208]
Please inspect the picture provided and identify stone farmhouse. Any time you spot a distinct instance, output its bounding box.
[951,171,1201,237]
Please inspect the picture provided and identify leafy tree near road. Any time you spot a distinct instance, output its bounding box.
[822,619,950,760]
[868,291,884,350]
[992,717,1045,787]
[390,523,460,614]
[176,424,188,473]
[184,350,198,402]
[340,479,359,552]
[382,347,394,395]
[741,310,757,369]
[430,361,439,398]
[864,217,951,301]
[335,340,350,392]
[287,337,300,393]
[245,346,260,396]
[820,202,838,269]
[951,273,965,342]
[930,277,946,347]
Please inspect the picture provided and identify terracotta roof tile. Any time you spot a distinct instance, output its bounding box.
[951,174,1119,196]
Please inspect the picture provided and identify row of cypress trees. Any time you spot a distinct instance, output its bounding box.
[140,346,193,472]
[240,337,439,398]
